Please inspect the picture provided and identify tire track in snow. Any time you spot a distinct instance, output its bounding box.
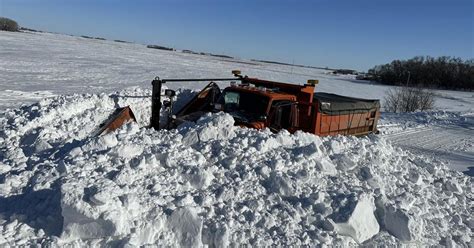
[383,124,474,173]
[383,126,433,139]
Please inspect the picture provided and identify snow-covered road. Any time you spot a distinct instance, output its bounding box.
[380,112,474,174]
[385,125,473,174]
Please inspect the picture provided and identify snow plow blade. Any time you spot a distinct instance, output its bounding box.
[96,106,136,136]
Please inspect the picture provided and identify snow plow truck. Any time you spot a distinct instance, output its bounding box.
[98,70,380,136]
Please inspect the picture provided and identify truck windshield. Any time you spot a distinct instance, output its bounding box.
[219,90,269,117]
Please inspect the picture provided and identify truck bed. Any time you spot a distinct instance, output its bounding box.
[312,93,380,136]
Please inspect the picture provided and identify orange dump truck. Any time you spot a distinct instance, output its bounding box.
[148,71,380,136]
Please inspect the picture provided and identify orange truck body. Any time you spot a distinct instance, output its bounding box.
[167,74,380,136]
[100,72,380,137]
[221,77,380,136]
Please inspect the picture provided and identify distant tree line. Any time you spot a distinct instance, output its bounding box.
[368,56,474,90]
[147,44,175,51]
[0,17,19,32]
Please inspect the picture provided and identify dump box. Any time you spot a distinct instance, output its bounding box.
[312,93,380,136]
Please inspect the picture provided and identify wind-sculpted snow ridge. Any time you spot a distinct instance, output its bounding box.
[0,88,472,246]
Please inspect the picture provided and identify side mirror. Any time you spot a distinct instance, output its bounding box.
[165,89,176,97]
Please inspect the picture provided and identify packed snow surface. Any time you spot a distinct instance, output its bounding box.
[0,30,473,246]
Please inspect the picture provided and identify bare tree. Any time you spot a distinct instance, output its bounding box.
[384,86,435,112]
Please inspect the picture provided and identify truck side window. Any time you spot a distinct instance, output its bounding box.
[271,101,293,130]
[220,90,269,115]
[224,92,239,111]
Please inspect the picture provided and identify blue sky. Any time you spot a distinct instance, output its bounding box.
[1,0,472,71]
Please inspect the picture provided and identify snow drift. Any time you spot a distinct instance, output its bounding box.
[0,88,472,246]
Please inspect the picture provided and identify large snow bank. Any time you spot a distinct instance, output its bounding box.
[0,88,472,246]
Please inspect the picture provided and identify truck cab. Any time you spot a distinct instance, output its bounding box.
[215,84,300,132]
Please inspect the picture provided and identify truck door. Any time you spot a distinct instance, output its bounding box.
[268,101,294,131]
[295,102,315,132]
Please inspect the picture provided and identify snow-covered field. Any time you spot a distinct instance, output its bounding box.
[0,30,473,246]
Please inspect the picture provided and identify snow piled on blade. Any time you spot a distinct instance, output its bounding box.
[0,89,472,246]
